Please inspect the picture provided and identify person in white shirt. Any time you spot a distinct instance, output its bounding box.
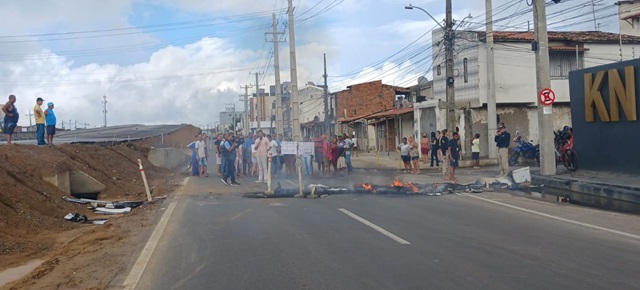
[472,133,481,168]
[195,134,208,177]
[397,137,411,173]
[267,134,278,176]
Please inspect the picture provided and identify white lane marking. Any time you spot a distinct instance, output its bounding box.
[122,177,190,290]
[338,208,411,245]
[461,193,640,241]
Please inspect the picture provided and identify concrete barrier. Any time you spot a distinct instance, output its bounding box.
[43,170,105,196]
[147,147,191,171]
[532,175,640,213]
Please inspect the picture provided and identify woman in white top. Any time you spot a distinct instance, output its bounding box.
[251,137,258,177]
[472,133,481,168]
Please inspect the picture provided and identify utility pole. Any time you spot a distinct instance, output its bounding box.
[240,85,251,135]
[101,95,108,127]
[323,53,330,135]
[25,111,34,128]
[252,72,263,132]
[485,0,497,159]
[445,0,456,131]
[533,0,556,176]
[288,0,301,141]
[266,13,285,137]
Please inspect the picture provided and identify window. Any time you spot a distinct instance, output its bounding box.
[463,58,468,83]
[550,51,583,79]
[437,65,441,76]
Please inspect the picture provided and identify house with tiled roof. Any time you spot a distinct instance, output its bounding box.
[414,2,640,158]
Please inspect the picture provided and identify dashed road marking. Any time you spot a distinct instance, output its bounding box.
[338,208,411,245]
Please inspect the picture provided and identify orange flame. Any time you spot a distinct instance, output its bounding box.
[391,179,420,192]
[392,179,403,187]
[361,183,375,192]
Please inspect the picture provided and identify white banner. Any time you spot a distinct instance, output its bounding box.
[299,142,315,155]
[280,141,298,155]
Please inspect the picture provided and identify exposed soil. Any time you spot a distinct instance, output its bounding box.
[0,125,198,290]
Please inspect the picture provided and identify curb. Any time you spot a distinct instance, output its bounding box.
[531,174,640,213]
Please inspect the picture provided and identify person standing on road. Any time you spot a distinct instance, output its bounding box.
[330,136,339,174]
[221,133,240,186]
[322,134,331,175]
[342,133,354,174]
[398,137,411,173]
[188,134,200,176]
[430,131,440,167]
[472,133,481,168]
[420,133,430,164]
[254,130,270,183]
[448,132,461,183]
[267,134,279,176]
[214,134,223,176]
[313,132,325,175]
[409,136,420,174]
[243,132,254,176]
[2,95,19,145]
[302,136,313,175]
[34,97,46,146]
[44,102,56,147]
[196,134,208,177]
[440,129,450,179]
[495,124,511,177]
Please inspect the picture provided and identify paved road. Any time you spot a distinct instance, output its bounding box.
[132,174,640,290]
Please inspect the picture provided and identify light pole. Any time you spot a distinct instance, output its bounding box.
[406,3,456,131]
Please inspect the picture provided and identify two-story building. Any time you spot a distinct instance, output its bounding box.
[420,23,640,157]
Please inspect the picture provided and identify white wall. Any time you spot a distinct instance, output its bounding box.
[298,85,326,124]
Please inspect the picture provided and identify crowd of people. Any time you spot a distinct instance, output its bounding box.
[188,130,358,186]
[398,128,483,183]
[2,95,57,146]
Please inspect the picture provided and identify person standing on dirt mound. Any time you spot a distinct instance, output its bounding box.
[44,102,56,147]
[2,94,19,145]
[34,97,46,146]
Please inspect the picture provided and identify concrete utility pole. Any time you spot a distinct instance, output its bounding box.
[240,85,251,135]
[101,95,108,127]
[445,0,456,131]
[25,111,33,127]
[252,72,262,131]
[323,53,330,134]
[266,13,285,137]
[287,0,301,141]
[485,0,497,159]
[533,0,556,176]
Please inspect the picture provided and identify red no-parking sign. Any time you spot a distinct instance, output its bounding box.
[539,88,555,106]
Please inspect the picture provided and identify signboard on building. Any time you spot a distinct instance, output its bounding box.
[569,58,640,173]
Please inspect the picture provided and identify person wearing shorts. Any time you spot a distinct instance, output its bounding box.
[314,133,325,174]
[44,102,56,147]
[397,137,411,173]
[448,132,461,183]
[2,95,19,145]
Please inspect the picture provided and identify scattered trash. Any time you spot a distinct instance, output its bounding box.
[93,207,132,215]
[63,196,143,209]
[64,213,108,225]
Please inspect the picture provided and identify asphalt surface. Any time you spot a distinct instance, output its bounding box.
[11,124,188,144]
[133,172,640,290]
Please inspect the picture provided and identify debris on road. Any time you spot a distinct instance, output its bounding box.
[243,179,485,199]
[93,207,132,215]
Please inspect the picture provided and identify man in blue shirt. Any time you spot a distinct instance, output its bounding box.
[494,123,511,177]
[44,102,56,147]
[448,132,461,183]
[221,133,240,186]
[243,132,254,176]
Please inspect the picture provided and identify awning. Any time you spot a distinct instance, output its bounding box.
[549,46,590,52]
[338,112,380,123]
[366,107,414,119]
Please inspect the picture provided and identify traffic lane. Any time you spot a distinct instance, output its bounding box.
[323,193,640,289]
[136,193,479,290]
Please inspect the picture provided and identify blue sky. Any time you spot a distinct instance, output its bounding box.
[0,0,622,127]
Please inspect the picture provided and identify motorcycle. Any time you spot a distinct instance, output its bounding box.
[508,131,540,166]
[554,127,578,171]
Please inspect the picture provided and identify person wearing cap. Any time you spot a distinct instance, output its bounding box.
[494,123,511,177]
[2,95,19,145]
[34,97,46,145]
[44,102,57,147]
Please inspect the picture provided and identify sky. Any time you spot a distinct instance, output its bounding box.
[0,0,621,128]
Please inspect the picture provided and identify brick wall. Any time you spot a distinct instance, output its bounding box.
[336,80,404,119]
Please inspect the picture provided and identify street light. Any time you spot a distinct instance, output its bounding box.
[404,4,444,30]
[405,2,457,132]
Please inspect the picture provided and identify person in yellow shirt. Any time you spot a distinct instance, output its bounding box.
[34,97,46,145]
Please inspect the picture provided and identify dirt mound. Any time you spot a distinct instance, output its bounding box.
[0,125,198,289]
